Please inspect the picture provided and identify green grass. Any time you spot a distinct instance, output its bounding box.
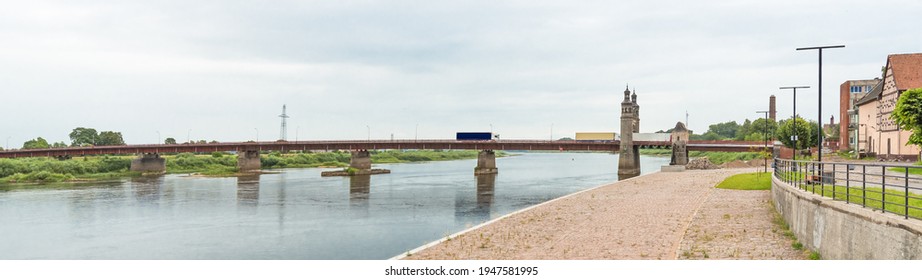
[771,205,820,260]
[715,172,772,190]
[0,150,499,183]
[640,149,764,165]
[791,183,922,219]
[887,162,922,175]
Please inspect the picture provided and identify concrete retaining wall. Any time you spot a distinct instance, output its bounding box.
[772,176,922,259]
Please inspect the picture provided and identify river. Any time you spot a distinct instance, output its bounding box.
[0,152,669,259]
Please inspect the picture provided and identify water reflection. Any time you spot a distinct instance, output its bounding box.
[350,175,371,199]
[237,174,260,206]
[130,175,163,203]
[349,175,371,211]
[455,174,496,223]
[0,153,671,259]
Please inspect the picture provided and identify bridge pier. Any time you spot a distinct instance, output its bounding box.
[130,153,166,173]
[350,150,373,175]
[474,150,498,175]
[237,150,261,172]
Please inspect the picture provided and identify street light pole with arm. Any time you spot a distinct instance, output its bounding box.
[797,45,845,162]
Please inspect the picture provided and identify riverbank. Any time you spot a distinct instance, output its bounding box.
[400,168,806,260]
[0,150,505,184]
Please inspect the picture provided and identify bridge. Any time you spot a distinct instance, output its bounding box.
[0,86,771,177]
[0,139,769,175]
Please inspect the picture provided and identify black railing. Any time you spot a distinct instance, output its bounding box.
[773,158,922,220]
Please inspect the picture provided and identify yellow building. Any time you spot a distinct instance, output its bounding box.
[575,132,617,141]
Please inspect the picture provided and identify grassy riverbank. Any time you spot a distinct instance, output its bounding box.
[0,150,503,183]
[715,172,772,190]
[639,149,764,165]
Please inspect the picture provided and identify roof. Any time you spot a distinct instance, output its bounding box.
[888,53,922,91]
[855,80,882,106]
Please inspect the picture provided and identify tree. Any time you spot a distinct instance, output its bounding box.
[706,121,740,139]
[776,117,818,150]
[52,141,67,148]
[892,87,922,146]
[750,118,778,139]
[557,137,574,141]
[97,131,126,146]
[735,119,752,140]
[699,131,724,141]
[22,137,50,149]
[164,137,177,145]
[69,127,98,146]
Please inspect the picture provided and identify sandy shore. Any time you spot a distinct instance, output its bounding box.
[401,168,806,260]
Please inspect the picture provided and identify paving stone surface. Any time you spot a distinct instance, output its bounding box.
[403,168,807,260]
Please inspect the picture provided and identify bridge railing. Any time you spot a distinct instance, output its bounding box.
[773,158,922,220]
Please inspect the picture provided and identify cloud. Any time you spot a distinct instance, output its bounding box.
[0,0,919,146]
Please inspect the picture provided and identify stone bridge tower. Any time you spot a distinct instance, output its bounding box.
[619,86,641,179]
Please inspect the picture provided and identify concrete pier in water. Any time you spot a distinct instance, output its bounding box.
[237,150,261,172]
[474,150,498,175]
[130,153,166,173]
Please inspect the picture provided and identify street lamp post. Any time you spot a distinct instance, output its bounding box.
[780,86,810,158]
[858,124,866,159]
[757,110,769,173]
[797,44,845,162]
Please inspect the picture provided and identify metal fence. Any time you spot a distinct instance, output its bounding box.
[773,158,922,220]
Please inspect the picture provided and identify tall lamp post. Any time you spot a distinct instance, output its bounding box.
[780,86,810,158]
[797,44,845,162]
[757,110,769,173]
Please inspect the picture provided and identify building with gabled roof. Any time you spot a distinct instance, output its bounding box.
[853,53,922,160]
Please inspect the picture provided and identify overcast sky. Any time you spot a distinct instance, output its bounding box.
[1,0,920,146]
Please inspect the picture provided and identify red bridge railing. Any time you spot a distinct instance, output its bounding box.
[0,140,769,158]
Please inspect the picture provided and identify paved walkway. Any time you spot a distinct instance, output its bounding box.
[402,168,807,260]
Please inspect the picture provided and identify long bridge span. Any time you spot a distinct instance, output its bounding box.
[0,139,769,175]
[0,139,768,158]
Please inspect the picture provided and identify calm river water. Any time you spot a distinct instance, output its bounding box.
[0,152,668,259]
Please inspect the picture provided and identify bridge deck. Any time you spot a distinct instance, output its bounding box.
[0,140,769,158]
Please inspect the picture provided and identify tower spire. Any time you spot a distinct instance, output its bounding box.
[623,84,632,101]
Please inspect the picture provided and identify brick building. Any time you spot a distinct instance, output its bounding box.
[840,78,879,151]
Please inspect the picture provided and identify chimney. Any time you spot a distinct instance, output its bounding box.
[769,95,776,121]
